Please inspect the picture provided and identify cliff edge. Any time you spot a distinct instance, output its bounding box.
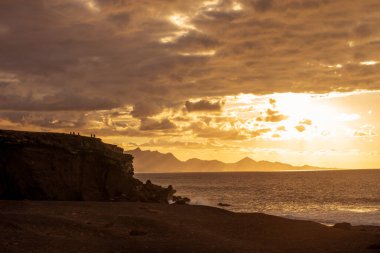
[0,130,174,202]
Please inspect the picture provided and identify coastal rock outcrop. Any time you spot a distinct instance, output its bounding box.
[0,130,174,202]
[172,195,191,205]
[334,222,352,230]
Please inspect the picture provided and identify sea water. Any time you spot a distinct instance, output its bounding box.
[136,169,380,226]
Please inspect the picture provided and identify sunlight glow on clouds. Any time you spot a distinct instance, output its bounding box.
[1,0,380,169]
[81,0,100,12]
[360,61,379,66]
[179,50,216,57]
[169,14,196,30]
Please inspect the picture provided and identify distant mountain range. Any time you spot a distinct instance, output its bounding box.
[126,148,335,173]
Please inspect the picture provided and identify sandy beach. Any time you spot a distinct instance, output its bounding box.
[1,201,379,253]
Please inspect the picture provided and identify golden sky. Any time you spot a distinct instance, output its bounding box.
[0,0,380,169]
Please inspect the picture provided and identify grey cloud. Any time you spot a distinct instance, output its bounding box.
[140,118,176,131]
[167,31,220,51]
[248,0,273,12]
[0,111,86,129]
[353,23,374,38]
[107,12,130,27]
[185,100,223,112]
[0,81,11,88]
[131,102,164,118]
[0,92,120,111]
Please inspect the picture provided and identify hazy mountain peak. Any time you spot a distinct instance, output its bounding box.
[127,148,330,173]
[238,157,255,163]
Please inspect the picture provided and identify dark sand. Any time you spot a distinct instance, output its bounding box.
[0,201,379,253]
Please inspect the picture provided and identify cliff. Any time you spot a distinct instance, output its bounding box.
[0,130,174,202]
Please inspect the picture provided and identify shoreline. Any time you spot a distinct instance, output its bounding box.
[135,168,380,174]
[135,170,380,228]
[1,200,379,253]
[191,203,380,227]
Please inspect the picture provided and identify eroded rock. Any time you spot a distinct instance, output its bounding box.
[0,130,174,203]
[333,222,352,230]
[172,195,191,205]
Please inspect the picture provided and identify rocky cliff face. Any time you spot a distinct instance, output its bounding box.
[0,130,174,202]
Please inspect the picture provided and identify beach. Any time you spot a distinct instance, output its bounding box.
[1,201,379,253]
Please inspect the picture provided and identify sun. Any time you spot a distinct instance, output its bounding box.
[273,93,339,125]
[223,92,349,140]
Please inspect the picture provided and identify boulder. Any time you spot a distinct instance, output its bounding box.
[333,222,352,230]
[172,195,191,205]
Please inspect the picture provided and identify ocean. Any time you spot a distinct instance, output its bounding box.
[136,169,380,226]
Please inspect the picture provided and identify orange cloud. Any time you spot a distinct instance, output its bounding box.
[295,125,306,132]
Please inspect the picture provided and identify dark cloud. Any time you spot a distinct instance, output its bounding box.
[131,102,164,118]
[107,12,130,27]
[0,81,11,88]
[0,92,120,111]
[185,99,223,112]
[1,0,380,137]
[0,111,86,129]
[249,0,273,12]
[140,118,176,131]
[167,31,220,51]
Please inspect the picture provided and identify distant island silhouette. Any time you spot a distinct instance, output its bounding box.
[127,148,338,173]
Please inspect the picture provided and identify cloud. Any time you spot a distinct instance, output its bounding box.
[1,0,380,142]
[185,99,224,112]
[299,119,312,125]
[353,125,377,137]
[139,139,223,150]
[295,119,312,132]
[0,111,86,129]
[251,127,271,137]
[140,118,176,131]
[131,102,164,118]
[0,92,120,111]
[249,0,273,12]
[107,12,130,27]
[295,125,306,132]
[190,122,247,140]
[261,109,288,122]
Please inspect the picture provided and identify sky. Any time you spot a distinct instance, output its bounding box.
[0,0,380,169]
